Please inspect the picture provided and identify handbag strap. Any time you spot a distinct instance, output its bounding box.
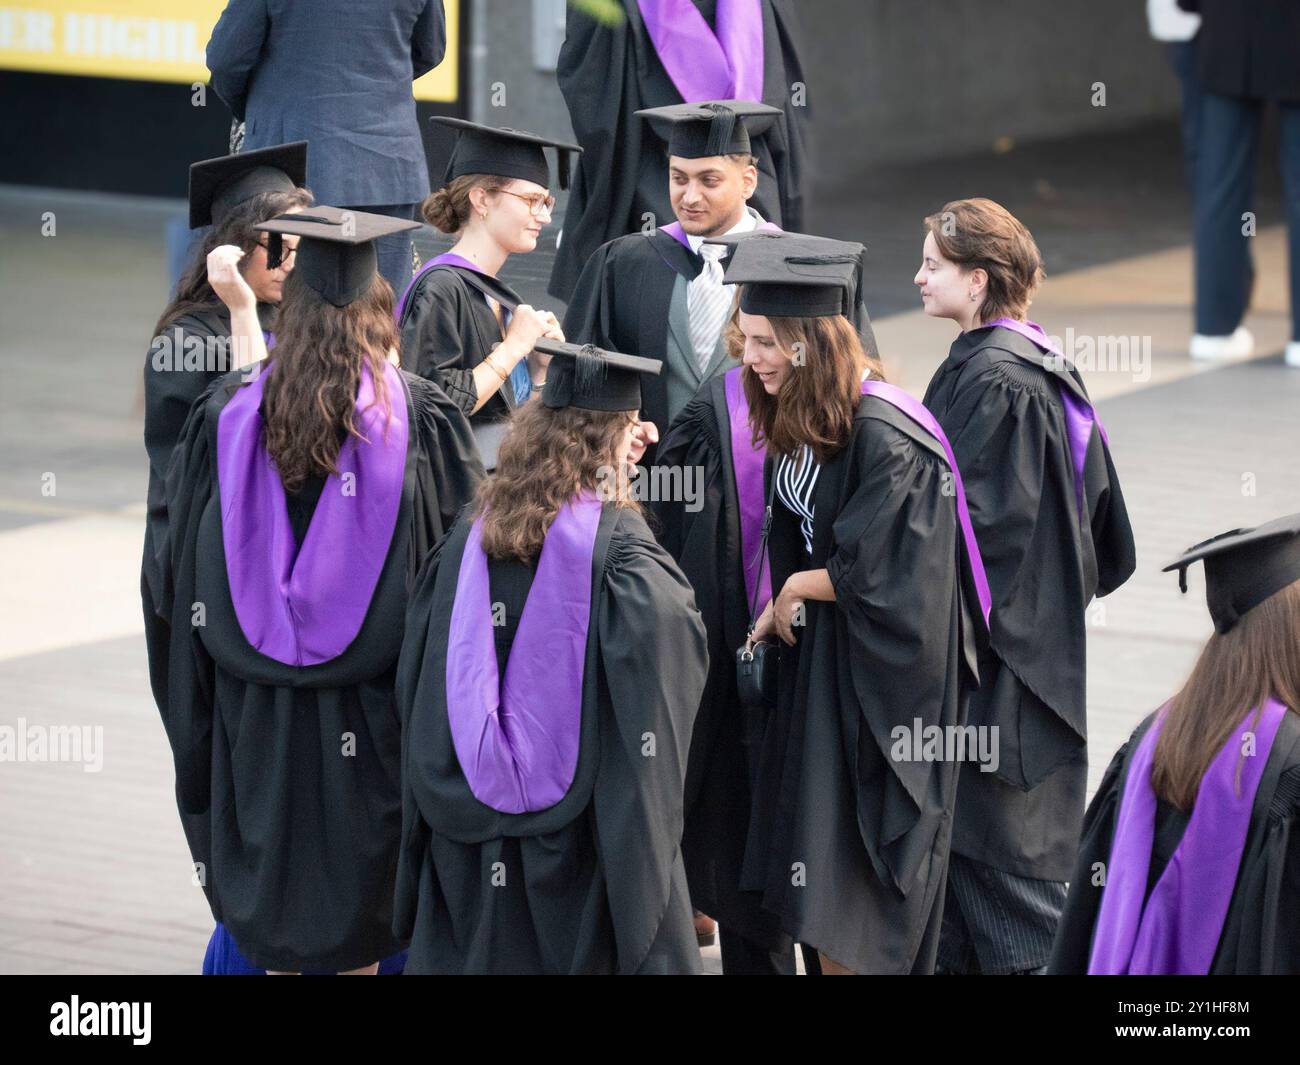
[746,465,780,636]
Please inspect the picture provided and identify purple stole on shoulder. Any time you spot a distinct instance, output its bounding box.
[637,0,764,103]
[394,251,487,323]
[215,362,408,666]
[858,379,992,626]
[1089,700,1288,974]
[444,493,603,814]
[984,317,1110,522]
[723,367,771,616]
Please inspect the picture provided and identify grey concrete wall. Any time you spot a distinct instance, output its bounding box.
[469,0,576,139]
[791,0,1179,190]
[473,0,1181,194]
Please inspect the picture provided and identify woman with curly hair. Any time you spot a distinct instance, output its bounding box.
[394,342,709,973]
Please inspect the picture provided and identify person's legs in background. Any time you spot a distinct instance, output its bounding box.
[1279,103,1300,366]
[1167,38,1203,191]
[344,203,418,298]
[1192,92,1262,359]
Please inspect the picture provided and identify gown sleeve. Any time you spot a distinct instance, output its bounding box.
[402,371,485,574]
[649,393,724,574]
[1080,406,1137,597]
[1214,761,1300,973]
[1046,731,1137,973]
[143,315,228,608]
[770,0,808,232]
[158,376,227,903]
[400,272,481,416]
[592,518,709,974]
[935,358,1055,607]
[822,419,966,896]
[560,239,618,348]
[392,534,450,943]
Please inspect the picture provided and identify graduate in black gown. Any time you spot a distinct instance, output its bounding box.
[142,143,310,719]
[394,342,709,974]
[651,232,875,974]
[549,0,808,302]
[155,207,483,973]
[564,102,876,466]
[397,120,578,469]
[1051,514,1300,974]
[914,198,1137,974]
[723,243,987,974]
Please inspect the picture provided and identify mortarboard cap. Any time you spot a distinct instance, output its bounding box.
[1162,512,1300,633]
[255,206,421,307]
[431,117,582,191]
[537,340,662,412]
[636,100,782,160]
[188,141,308,230]
[712,230,865,318]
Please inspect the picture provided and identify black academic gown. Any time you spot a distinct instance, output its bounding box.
[393,505,709,974]
[922,325,1136,881]
[549,0,808,301]
[398,264,518,426]
[650,376,790,960]
[1049,709,1300,974]
[154,367,483,973]
[740,395,981,974]
[563,230,878,464]
[141,302,273,715]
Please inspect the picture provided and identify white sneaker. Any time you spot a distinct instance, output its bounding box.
[1285,341,1300,368]
[1190,326,1254,361]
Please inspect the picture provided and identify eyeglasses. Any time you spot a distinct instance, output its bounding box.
[494,189,556,218]
[256,238,297,265]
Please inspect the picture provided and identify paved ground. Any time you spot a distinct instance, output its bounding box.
[2,117,1298,974]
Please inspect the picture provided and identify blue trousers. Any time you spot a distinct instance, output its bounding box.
[203,923,407,975]
[1193,93,1300,339]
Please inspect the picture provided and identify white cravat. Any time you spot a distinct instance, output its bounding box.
[688,243,731,373]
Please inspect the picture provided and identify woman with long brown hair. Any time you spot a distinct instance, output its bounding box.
[723,238,989,974]
[650,231,878,975]
[916,197,1136,975]
[156,207,483,974]
[397,120,580,469]
[393,342,709,973]
[1051,514,1300,974]
[142,144,311,723]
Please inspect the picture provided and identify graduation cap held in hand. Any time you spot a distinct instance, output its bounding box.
[536,340,662,412]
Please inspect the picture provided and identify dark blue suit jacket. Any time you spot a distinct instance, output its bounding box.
[206,0,446,205]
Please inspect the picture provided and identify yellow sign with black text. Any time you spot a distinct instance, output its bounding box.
[0,0,458,101]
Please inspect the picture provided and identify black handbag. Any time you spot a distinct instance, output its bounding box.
[735,474,780,709]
